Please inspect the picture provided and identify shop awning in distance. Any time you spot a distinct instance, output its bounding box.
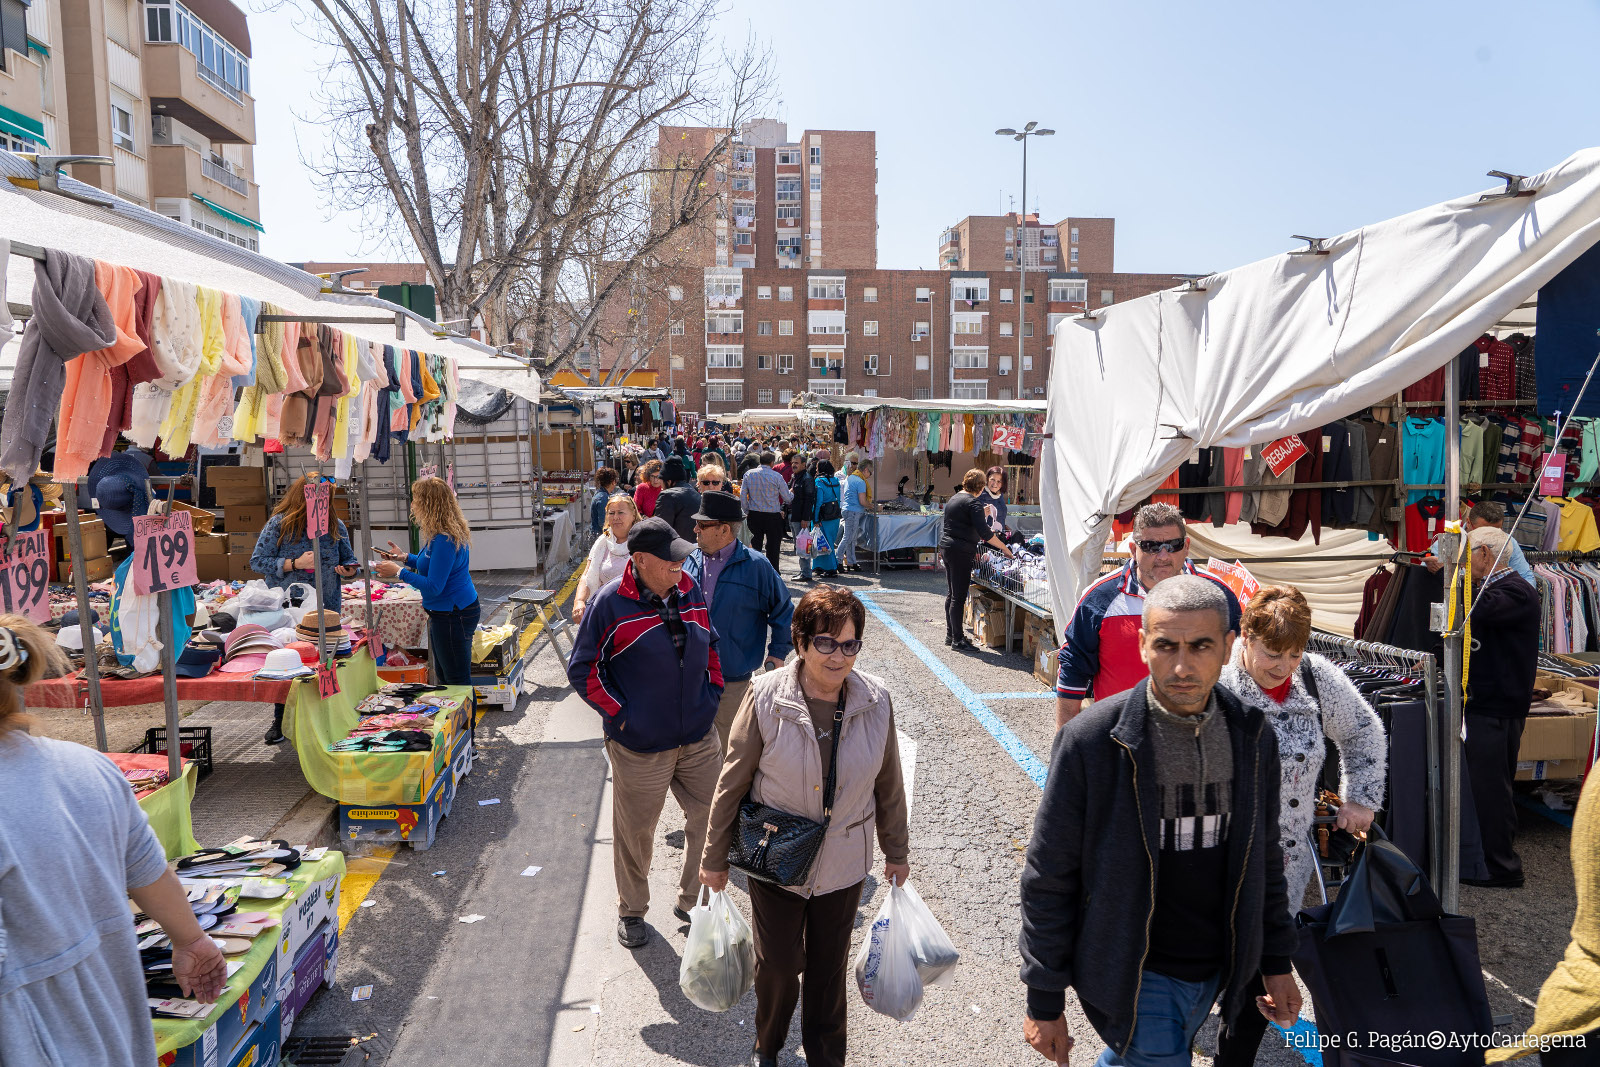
[795,392,1047,417]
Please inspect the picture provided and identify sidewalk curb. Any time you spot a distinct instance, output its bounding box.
[268,788,340,850]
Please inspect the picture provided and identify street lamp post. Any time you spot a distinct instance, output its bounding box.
[995,122,1053,400]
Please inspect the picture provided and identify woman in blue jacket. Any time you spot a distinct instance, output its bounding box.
[810,458,844,577]
[375,477,479,688]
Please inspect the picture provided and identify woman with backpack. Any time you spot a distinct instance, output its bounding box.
[1214,584,1387,1066]
[810,458,844,578]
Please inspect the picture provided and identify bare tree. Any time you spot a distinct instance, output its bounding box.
[300,0,773,351]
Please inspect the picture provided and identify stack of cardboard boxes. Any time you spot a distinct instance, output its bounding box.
[1524,671,1599,781]
[53,515,114,583]
[206,467,269,582]
[534,429,595,474]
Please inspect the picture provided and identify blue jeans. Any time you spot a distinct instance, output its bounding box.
[428,600,482,687]
[791,522,813,579]
[841,511,862,566]
[1095,972,1221,1067]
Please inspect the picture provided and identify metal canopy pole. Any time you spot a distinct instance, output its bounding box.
[148,476,183,783]
[534,406,546,581]
[61,480,107,751]
[1439,359,1464,913]
[358,471,376,644]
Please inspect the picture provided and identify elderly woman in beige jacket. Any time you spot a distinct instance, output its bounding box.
[701,585,910,1067]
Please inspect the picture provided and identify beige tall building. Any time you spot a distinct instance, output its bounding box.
[0,0,260,248]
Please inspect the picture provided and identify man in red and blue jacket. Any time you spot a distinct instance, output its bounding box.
[567,517,725,950]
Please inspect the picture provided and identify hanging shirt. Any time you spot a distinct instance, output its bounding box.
[1401,417,1446,504]
[1552,498,1600,553]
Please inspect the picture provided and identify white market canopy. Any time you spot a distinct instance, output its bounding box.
[797,392,1046,417]
[1041,148,1600,627]
[732,407,833,425]
[0,150,537,393]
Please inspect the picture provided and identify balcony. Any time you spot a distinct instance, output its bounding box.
[144,43,255,144]
[150,143,260,221]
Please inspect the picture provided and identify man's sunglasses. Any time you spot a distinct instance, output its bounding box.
[1135,536,1187,556]
[809,635,862,655]
[694,520,728,530]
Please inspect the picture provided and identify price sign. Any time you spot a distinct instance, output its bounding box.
[306,482,332,538]
[992,424,1026,451]
[1204,559,1261,604]
[316,661,341,698]
[132,512,198,595]
[1540,451,1566,496]
[1261,434,1309,477]
[0,529,51,621]
[418,464,438,481]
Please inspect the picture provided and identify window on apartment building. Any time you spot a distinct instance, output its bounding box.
[952,281,988,302]
[1069,248,1078,264]
[862,320,878,337]
[778,286,793,301]
[670,319,684,335]
[862,287,877,302]
[779,388,794,403]
[1043,248,1057,262]
[706,277,742,301]
[810,175,822,192]
[999,288,1014,303]
[147,2,172,40]
[810,145,822,165]
[912,321,930,340]
[862,387,879,397]
[706,312,742,334]
[735,232,753,248]
[715,167,726,182]
[776,205,801,221]
[999,321,1013,337]
[915,354,930,371]
[913,387,933,401]
[732,176,754,192]
[1047,313,1068,337]
[777,353,794,374]
[668,285,684,301]
[757,388,773,404]
[998,355,1013,375]
[1024,322,1034,337]
[810,352,843,371]
[671,353,685,369]
[151,1,251,95]
[1070,227,1080,242]
[778,319,794,335]
[734,146,754,166]
[707,382,744,403]
[915,287,930,303]
[776,178,802,202]
[111,104,135,151]
[1005,248,1014,262]
[1101,289,1114,306]
[1024,289,1034,303]
[808,311,845,335]
[671,387,686,405]
[777,236,801,260]
[707,347,744,368]
[808,278,845,300]
[999,388,1014,400]
[952,349,988,369]
[756,353,771,370]
[757,285,772,299]
[777,148,800,165]
[1049,280,1087,303]
[953,318,983,335]
[952,381,988,400]
[1005,227,1014,243]
[863,354,882,375]
[809,379,846,396]
[757,320,772,336]
[1023,355,1033,370]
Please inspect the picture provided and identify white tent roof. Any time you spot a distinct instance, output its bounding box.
[798,392,1046,416]
[733,408,833,424]
[1041,148,1600,625]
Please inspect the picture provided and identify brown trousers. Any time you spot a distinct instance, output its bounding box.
[605,731,722,919]
[749,877,865,1067]
[713,676,753,757]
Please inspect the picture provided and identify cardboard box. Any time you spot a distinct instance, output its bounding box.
[226,1003,281,1067]
[172,500,217,534]
[1517,710,1596,764]
[276,920,332,1044]
[205,464,265,486]
[66,554,115,583]
[1516,759,1586,781]
[194,532,228,555]
[213,484,269,506]
[1034,641,1057,689]
[164,952,278,1067]
[52,515,107,562]
[274,864,341,968]
[228,555,259,582]
[225,505,268,533]
[227,532,259,556]
[971,600,1008,649]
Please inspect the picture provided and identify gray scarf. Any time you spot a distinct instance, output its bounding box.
[0,249,116,485]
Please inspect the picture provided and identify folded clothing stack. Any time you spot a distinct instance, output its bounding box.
[122,766,170,792]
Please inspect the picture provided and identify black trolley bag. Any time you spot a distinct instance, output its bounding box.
[1292,826,1494,1066]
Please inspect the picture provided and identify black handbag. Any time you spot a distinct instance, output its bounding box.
[727,693,845,887]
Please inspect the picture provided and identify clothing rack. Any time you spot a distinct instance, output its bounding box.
[1304,628,1454,908]
[1525,550,1600,562]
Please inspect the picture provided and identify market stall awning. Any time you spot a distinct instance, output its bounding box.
[733,407,834,424]
[0,104,46,148]
[796,392,1046,417]
[452,355,541,404]
[191,192,264,233]
[1040,147,1600,626]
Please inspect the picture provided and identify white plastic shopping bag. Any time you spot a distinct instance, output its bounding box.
[853,881,925,1021]
[898,880,960,985]
[805,526,834,560]
[679,887,756,1012]
[283,582,319,625]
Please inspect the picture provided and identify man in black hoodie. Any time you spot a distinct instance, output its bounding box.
[1462,523,1541,889]
[1019,575,1300,1065]
[652,457,702,541]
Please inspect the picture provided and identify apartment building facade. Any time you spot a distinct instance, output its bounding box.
[0,0,260,248]
[938,213,1114,274]
[657,118,877,272]
[623,264,1189,419]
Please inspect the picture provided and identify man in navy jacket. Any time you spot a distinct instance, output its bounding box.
[567,517,724,949]
[683,490,795,754]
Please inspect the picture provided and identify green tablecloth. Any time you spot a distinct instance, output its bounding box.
[138,761,200,860]
[152,850,346,1056]
[282,647,472,804]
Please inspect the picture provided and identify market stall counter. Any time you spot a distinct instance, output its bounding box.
[281,646,476,851]
[110,752,201,860]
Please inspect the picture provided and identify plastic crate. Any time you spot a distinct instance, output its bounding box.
[134,726,213,779]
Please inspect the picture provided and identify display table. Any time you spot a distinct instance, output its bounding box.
[972,573,1053,653]
[107,752,200,859]
[154,850,345,1059]
[859,511,943,553]
[340,593,428,650]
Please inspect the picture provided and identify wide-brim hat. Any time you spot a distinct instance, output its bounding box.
[219,651,272,674]
[56,625,104,651]
[691,490,744,525]
[85,453,152,538]
[223,623,270,658]
[0,482,42,531]
[175,644,222,678]
[237,608,289,632]
[253,646,314,679]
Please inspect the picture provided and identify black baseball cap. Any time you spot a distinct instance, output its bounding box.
[692,491,744,524]
[626,517,695,562]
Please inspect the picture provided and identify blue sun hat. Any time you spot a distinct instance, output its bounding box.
[85,452,152,538]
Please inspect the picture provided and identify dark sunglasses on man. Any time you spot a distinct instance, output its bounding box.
[1135,536,1187,556]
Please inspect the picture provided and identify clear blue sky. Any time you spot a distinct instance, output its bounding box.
[255,0,1600,275]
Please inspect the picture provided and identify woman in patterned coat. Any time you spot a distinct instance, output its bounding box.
[1216,583,1388,1067]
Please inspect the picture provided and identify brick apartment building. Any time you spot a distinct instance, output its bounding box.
[938,213,1115,274]
[625,264,1191,420]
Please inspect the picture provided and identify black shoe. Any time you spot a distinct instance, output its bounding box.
[263,724,285,745]
[952,638,977,652]
[944,633,954,646]
[672,906,692,924]
[1461,874,1524,888]
[617,916,648,948]
[750,1042,778,1067]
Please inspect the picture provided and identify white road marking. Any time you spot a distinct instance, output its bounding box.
[899,729,917,809]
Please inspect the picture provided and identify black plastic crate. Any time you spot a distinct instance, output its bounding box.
[133,726,213,779]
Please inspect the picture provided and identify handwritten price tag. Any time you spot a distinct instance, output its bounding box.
[316,662,341,698]
[132,512,198,595]
[0,529,51,622]
[306,483,332,539]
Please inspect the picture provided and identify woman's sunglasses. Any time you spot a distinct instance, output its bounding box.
[809,635,862,656]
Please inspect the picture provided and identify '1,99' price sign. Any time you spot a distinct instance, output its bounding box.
[0,529,52,622]
[132,512,198,595]
[306,482,332,539]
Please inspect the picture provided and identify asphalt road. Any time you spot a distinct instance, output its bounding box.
[297,557,1579,1067]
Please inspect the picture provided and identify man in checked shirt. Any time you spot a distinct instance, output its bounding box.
[740,451,793,571]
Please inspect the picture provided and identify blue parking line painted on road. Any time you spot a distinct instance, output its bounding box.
[1272,1019,1325,1067]
[856,592,1049,786]
[976,692,1056,700]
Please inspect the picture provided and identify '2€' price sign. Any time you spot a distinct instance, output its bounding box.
[992,424,1026,452]
[0,529,52,621]
[306,482,332,539]
[132,511,198,595]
